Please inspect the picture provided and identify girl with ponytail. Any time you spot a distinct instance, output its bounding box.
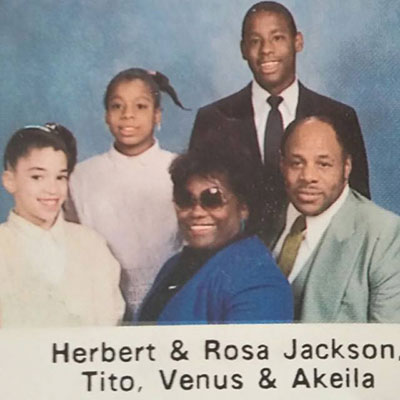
[65,68,188,319]
[0,124,124,327]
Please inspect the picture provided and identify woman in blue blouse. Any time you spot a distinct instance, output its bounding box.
[138,149,293,324]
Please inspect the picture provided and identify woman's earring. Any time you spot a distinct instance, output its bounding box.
[157,122,161,132]
[240,218,247,233]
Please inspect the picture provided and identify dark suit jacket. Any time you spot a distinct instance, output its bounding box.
[190,82,370,198]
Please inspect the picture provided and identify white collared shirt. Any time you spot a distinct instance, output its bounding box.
[273,185,350,283]
[251,78,299,161]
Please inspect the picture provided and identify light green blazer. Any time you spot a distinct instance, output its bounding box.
[271,190,400,322]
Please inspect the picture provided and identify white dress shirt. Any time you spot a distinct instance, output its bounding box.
[68,140,181,316]
[273,185,350,283]
[0,212,125,327]
[251,78,299,162]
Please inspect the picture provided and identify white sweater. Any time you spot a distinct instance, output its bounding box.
[0,212,125,327]
[67,141,181,316]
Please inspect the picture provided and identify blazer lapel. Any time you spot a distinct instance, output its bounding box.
[296,82,316,118]
[299,192,364,321]
[262,201,287,250]
[227,84,262,162]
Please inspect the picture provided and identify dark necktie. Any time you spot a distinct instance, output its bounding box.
[277,215,306,277]
[264,95,284,171]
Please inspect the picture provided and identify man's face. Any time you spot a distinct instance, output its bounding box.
[280,119,352,216]
[241,11,303,95]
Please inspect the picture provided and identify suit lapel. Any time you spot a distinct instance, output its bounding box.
[296,82,316,118]
[227,84,262,162]
[299,192,364,321]
[262,201,287,250]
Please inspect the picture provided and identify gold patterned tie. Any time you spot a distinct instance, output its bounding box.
[277,215,306,277]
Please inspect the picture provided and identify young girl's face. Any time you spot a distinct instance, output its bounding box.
[2,147,68,229]
[105,79,162,156]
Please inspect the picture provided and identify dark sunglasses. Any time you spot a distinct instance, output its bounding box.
[174,186,229,211]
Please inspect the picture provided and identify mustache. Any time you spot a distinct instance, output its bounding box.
[293,185,323,194]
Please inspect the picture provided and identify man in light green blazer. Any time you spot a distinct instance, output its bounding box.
[270,115,400,322]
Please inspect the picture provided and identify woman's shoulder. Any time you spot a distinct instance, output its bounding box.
[152,147,177,166]
[214,235,271,263]
[0,220,8,232]
[0,221,12,242]
[206,236,283,282]
[69,153,111,191]
[73,151,110,175]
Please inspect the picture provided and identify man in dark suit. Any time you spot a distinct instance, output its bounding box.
[190,2,369,233]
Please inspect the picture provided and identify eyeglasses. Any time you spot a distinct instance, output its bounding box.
[174,186,229,211]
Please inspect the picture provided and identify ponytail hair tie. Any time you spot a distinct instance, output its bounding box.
[104,68,190,111]
[148,70,191,111]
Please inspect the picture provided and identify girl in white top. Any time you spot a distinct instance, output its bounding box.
[66,68,187,318]
[0,124,125,327]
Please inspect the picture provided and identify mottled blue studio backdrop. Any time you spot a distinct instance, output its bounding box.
[1,0,399,221]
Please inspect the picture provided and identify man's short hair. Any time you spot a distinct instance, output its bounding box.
[241,1,298,38]
[280,115,352,158]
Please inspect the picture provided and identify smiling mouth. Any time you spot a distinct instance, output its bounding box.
[38,198,60,209]
[189,224,215,234]
[259,60,280,73]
